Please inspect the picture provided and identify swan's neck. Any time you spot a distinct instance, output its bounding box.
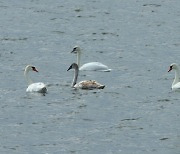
[24,70,33,85]
[173,68,180,86]
[72,67,79,87]
[76,51,81,67]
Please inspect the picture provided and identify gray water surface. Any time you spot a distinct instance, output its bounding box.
[0,0,180,154]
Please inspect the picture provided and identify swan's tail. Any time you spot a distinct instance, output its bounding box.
[103,69,111,72]
[98,85,105,89]
[39,87,47,93]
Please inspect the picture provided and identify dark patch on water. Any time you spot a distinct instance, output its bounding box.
[74,8,83,12]
[159,137,169,141]
[0,37,28,41]
[157,99,170,102]
[143,4,161,7]
[121,117,141,121]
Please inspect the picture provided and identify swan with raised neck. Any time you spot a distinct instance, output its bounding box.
[24,65,47,93]
[71,46,111,72]
[67,63,105,89]
[168,63,180,91]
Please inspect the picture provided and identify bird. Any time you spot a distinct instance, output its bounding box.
[24,65,47,93]
[168,63,180,91]
[71,46,111,72]
[67,63,105,89]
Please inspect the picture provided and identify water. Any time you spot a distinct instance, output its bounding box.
[0,0,180,153]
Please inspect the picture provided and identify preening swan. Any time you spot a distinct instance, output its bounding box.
[67,63,105,89]
[168,63,180,91]
[24,65,47,93]
[71,46,111,72]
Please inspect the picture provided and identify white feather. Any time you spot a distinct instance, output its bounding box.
[26,82,47,93]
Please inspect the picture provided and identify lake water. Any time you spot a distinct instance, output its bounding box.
[0,0,180,153]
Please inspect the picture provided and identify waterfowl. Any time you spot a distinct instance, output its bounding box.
[67,63,105,89]
[168,63,180,91]
[71,46,111,72]
[24,65,47,93]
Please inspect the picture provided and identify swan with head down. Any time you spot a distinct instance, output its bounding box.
[24,65,47,93]
[67,63,105,89]
[71,46,111,72]
[168,63,180,91]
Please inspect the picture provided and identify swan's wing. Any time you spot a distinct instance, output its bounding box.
[172,82,180,91]
[74,80,105,89]
[26,82,47,93]
[80,62,111,72]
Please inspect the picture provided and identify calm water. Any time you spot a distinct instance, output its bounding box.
[0,0,180,153]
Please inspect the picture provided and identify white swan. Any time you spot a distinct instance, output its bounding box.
[71,46,111,72]
[67,63,105,89]
[168,63,180,91]
[24,65,47,93]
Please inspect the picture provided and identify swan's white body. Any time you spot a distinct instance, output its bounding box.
[24,65,47,93]
[168,63,180,91]
[71,46,111,72]
[79,62,110,71]
[26,82,47,93]
[67,63,105,89]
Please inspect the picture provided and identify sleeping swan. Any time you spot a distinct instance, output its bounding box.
[71,46,111,72]
[24,65,47,93]
[67,63,105,89]
[168,63,180,91]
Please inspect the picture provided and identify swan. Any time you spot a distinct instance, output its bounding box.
[168,63,180,91]
[24,65,47,93]
[71,46,111,72]
[67,63,105,89]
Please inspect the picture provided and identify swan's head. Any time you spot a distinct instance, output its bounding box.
[168,63,179,72]
[25,65,38,73]
[71,46,81,54]
[67,63,79,71]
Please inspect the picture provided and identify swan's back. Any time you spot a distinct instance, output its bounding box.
[172,82,180,91]
[74,80,105,89]
[26,82,47,93]
[80,62,111,72]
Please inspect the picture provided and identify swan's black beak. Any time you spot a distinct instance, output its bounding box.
[32,66,38,72]
[168,66,172,72]
[67,65,72,71]
[71,48,77,53]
